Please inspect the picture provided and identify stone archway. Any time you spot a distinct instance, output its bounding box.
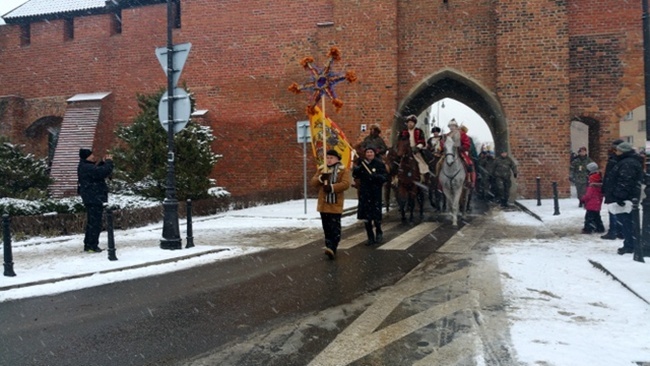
[392,68,508,153]
[571,116,601,162]
[25,115,63,164]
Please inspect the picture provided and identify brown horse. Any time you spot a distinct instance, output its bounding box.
[393,138,424,223]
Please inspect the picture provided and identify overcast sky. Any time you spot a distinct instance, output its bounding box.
[0,0,28,25]
[426,98,495,150]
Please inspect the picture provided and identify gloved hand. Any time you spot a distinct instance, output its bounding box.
[323,184,332,193]
[617,201,625,207]
[319,173,331,183]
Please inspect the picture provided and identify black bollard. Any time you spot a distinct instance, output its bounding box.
[632,199,645,263]
[186,199,194,248]
[536,177,541,206]
[106,207,118,261]
[552,181,560,216]
[3,214,16,277]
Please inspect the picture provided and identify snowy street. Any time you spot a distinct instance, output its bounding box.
[1,198,650,365]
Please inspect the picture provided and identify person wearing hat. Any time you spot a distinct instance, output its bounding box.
[360,124,388,159]
[439,119,474,185]
[398,114,431,182]
[310,149,351,259]
[77,148,114,253]
[604,141,644,255]
[601,139,625,239]
[580,162,605,234]
[427,126,444,159]
[569,146,593,208]
[353,146,388,246]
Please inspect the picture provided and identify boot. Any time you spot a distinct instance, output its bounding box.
[364,222,375,246]
[375,222,383,244]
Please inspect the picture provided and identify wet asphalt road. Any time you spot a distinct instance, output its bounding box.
[0,201,487,366]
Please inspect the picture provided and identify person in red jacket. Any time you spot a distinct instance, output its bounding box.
[580,162,605,234]
[399,114,431,182]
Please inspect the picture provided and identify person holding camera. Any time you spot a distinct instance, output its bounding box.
[310,149,351,259]
[77,148,114,253]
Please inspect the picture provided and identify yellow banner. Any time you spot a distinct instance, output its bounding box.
[308,106,351,168]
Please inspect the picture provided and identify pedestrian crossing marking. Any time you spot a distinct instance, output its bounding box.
[338,222,400,250]
[378,222,440,250]
[437,220,486,254]
[308,268,475,366]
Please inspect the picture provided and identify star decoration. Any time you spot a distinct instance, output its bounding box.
[288,47,357,115]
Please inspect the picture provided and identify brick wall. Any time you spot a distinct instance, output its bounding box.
[0,0,644,198]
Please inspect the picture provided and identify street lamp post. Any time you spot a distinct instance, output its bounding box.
[641,0,650,257]
[160,0,181,250]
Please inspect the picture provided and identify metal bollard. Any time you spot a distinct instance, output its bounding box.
[186,199,194,248]
[3,214,16,277]
[632,199,644,263]
[552,182,560,216]
[106,207,118,261]
[536,177,541,206]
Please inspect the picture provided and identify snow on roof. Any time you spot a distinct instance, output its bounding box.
[3,0,107,20]
[67,92,111,102]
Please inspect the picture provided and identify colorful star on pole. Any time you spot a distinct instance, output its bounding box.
[288,46,357,115]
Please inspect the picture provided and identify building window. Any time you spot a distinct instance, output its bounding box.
[172,0,181,28]
[639,120,647,133]
[20,24,30,46]
[64,18,74,41]
[623,136,634,144]
[111,10,122,35]
[623,111,634,121]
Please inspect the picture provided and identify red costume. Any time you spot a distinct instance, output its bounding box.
[399,127,426,148]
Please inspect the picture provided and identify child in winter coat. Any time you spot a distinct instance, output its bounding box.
[581,162,605,234]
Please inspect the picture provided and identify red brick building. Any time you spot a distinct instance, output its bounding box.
[0,0,644,199]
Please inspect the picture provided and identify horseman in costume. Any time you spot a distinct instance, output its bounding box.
[360,124,388,161]
[439,119,475,186]
[399,114,431,183]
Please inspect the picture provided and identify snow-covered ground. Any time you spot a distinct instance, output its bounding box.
[1,197,649,365]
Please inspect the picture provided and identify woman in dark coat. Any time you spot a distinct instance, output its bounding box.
[77,148,114,253]
[353,147,387,245]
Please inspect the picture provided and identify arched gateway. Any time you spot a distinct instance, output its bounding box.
[0,0,643,200]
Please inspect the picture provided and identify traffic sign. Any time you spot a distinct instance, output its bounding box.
[158,88,191,134]
[296,120,311,143]
[155,42,192,87]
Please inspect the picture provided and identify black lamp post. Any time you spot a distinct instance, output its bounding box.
[641,0,650,257]
[160,0,181,250]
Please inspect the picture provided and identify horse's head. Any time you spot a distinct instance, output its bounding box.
[396,138,412,158]
[444,134,459,165]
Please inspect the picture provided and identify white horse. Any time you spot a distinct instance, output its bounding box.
[439,135,467,227]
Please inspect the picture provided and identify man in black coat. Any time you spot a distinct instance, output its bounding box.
[353,147,387,245]
[600,139,624,240]
[77,148,114,253]
[603,142,644,255]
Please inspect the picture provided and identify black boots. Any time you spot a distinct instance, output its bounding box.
[365,221,383,246]
[365,222,375,246]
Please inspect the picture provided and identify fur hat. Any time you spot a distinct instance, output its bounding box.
[586,162,599,173]
[616,142,634,153]
[611,139,624,147]
[431,126,441,133]
[578,146,587,152]
[326,149,341,160]
[370,124,381,133]
[460,125,468,133]
[79,148,92,160]
[448,119,459,127]
[405,115,417,123]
